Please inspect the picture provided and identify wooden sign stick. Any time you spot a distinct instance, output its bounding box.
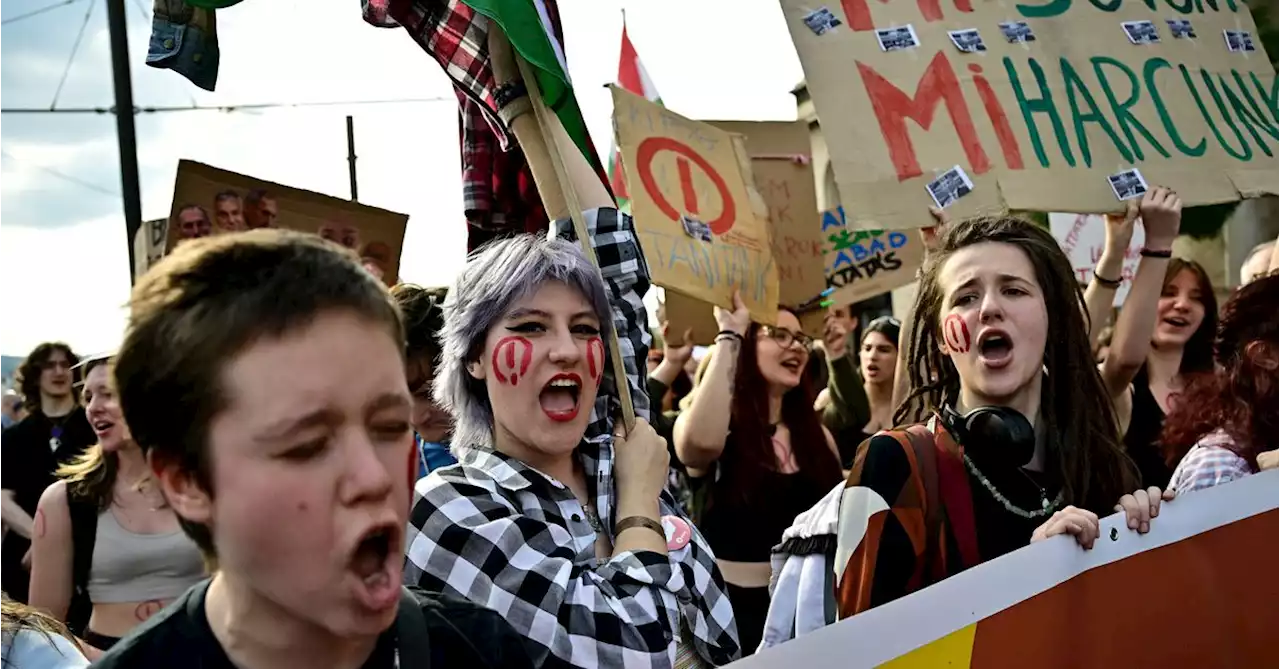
[487,26,637,433]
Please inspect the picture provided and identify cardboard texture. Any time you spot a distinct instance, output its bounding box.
[168,160,410,284]
[822,205,926,306]
[779,0,1279,229]
[133,217,168,282]
[708,121,830,310]
[610,86,780,326]
[1051,211,1146,304]
[663,291,825,346]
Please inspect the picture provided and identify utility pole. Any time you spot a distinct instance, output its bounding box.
[106,0,143,282]
[346,115,358,202]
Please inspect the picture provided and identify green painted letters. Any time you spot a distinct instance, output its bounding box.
[1006,57,1075,167]
[1144,58,1207,156]
[1062,58,1132,165]
[1016,0,1070,18]
[1181,64,1251,160]
[1092,57,1171,160]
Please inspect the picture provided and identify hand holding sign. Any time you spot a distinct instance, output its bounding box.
[714,291,752,337]
[1137,187,1183,250]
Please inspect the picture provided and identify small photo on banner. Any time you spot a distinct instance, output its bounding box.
[167,160,410,284]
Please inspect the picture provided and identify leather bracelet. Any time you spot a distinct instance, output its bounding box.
[1093,269,1122,288]
[615,516,665,541]
[496,96,532,127]
[493,80,529,109]
[715,330,743,343]
[1140,248,1173,258]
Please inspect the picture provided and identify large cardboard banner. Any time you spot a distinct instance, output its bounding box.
[169,160,410,284]
[780,0,1279,229]
[708,121,829,309]
[611,86,781,326]
[1051,211,1146,303]
[822,205,926,306]
[731,471,1279,667]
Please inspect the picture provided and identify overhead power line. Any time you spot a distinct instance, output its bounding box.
[1,150,121,197]
[50,0,96,110]
[0,0,86,26]
[0,96,454,115]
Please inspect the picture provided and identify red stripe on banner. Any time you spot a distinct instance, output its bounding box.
[970,509,1279,667]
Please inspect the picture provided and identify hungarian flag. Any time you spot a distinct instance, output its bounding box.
[464,0,602,175]
[608,17,662,212]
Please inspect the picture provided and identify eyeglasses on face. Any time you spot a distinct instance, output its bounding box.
[760,326,814,350]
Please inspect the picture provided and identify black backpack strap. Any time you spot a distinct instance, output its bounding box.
[395,586,432,668]
[66,493,98,636]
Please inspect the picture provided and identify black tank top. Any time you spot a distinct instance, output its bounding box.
[1124,366,1172,489]
[696,440,828,562]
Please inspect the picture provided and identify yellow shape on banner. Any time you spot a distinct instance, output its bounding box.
[878,623,975,668]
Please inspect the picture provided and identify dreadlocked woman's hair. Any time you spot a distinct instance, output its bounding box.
[894,215,1138,512]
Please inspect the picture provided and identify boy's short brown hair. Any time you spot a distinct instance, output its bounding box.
[113,229,404,561]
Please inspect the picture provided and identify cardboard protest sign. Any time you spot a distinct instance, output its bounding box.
[707,121,829,311]
[822,205,926,306]
[663,290,825,346]
[780,0,1279,230]
[168,160,410,284]
[611,86,780,326]
[735,471,1279,668]
[132,217,169,282]
[1051,212,1145,304]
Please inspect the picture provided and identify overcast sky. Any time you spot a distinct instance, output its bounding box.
[0,0,804,357]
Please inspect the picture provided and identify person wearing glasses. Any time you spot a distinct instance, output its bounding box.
[674,293,843,655]
[2,343,96,604]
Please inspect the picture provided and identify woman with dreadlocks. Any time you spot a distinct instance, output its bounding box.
[829,207,1179,618]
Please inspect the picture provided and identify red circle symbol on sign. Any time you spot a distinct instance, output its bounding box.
[635,137,737,236]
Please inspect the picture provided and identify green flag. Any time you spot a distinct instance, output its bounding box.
[464,0,602,174]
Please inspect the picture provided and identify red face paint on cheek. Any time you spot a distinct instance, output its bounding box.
[943,314,971,353]
[491,336,533,386]
[586,337,605,385]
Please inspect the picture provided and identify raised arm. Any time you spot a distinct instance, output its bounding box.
[673,293,751,475]
[821,319,870,435]
[1083,203,1138,346]
[1098,188,1182,401]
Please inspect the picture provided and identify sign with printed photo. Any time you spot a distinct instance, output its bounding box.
[822,205,925,306]
[611,86,780,326]
[167,160,410,284]
[779,0,1279,229]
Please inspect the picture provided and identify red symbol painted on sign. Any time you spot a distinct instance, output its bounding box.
[491,336,533,386]
[943,314,971,353]
[636,137,737,236]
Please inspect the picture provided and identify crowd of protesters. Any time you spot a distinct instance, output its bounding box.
[3,60,1279,669]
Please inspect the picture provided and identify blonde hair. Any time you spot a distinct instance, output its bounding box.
[1,594,84,657]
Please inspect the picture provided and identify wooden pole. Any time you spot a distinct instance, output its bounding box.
[514,56,637,433]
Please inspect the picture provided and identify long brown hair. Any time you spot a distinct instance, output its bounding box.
[57,358,118,511]
[1162,273,1278,467]
[1160,258,1218,377]
[14,343,79,412]
[896,216,1137,512]
[719,310,842,505]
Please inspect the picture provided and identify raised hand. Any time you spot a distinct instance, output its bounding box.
[1138,187,1182,250]
[713,290,751,337]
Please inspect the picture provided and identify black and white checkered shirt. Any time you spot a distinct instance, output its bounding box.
[404,209,740,668]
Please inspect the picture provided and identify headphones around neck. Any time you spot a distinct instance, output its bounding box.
[939,404,1037,468]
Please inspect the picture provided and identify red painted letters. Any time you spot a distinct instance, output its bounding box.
[943,314,972,353]
[636,137,737,235]
[969,63,1025,170]
[491,336,533,386]
[859,52,991,181]
[841,0,973,32]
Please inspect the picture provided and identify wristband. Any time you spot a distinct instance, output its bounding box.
[615,516,665,541]
[1092,270,1122,288]
[1140,248,1173,259]
[715,330,743,343]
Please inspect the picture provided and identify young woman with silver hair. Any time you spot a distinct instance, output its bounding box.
[405,233,740,668]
